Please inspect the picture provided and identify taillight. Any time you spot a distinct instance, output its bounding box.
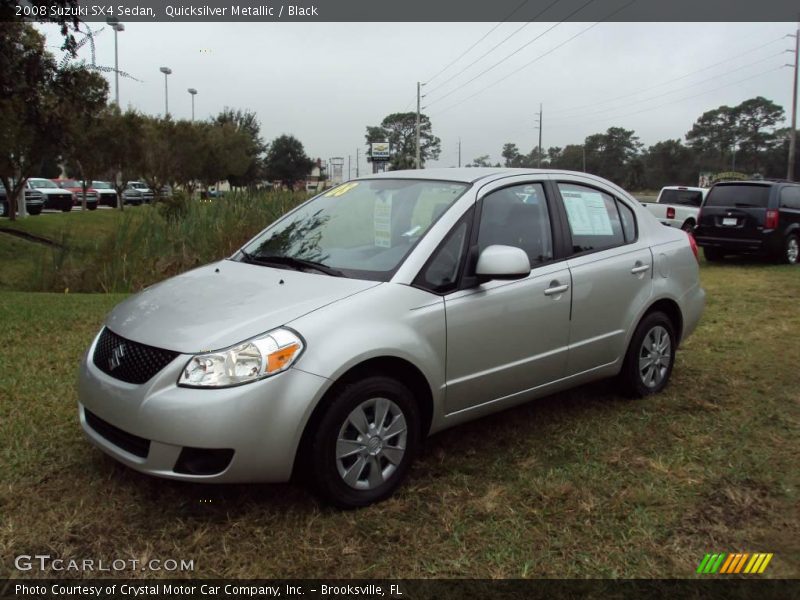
[765,209,779,229]
[687,231,699,262]
[666,207,675,219]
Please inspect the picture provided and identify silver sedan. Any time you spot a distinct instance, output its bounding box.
[78,168,705,507]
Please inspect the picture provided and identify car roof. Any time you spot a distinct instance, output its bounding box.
[358,167,590,184]
[661,186,706,191]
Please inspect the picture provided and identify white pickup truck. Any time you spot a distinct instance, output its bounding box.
[643,186,708,232]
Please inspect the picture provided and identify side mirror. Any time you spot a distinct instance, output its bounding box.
[475,245,531,281]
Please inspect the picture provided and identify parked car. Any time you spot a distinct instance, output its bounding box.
[26,178,74,212]
[0,183,45,216]
[694,180,800,264]
[122,181,154,205]
[643,186,707,232]
[52,179,99,210]
[90,181,119,208]
[78,168,705,507]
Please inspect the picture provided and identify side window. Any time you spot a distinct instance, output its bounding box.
[616,199,637,243]
[780,186,800,210]
[477,183,553,266]
[558,183,625,254]
[419,221,468,293]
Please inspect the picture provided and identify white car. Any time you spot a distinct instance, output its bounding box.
[26,178,74,212]
[643,186,708,232]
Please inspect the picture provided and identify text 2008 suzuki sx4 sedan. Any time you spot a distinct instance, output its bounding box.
[79,169,704,507]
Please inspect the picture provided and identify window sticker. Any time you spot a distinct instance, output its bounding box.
[373,195,392,248]
[324,182,359,197]
[562,190,613,236]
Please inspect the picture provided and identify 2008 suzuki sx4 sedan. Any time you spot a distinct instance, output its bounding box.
[79,168,705,507]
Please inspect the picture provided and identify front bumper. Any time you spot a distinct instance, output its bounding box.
[78,334,330,483]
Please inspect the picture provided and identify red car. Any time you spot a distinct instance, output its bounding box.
[52,179,99,210]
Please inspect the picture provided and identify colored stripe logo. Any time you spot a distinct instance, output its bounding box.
[696,552,773,574]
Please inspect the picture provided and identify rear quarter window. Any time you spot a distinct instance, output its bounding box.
[705,184,771,208]
[779,186,800,210]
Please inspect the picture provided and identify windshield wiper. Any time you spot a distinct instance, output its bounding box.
[239,251,344,277]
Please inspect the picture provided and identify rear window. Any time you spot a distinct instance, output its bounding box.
[705,184,771,208]
[659,189,703,207]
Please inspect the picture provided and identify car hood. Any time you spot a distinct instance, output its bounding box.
[105,260,381,353]
[32,188,71,195]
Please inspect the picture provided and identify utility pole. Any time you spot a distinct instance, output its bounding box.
[582,145,586,172]
[458,138,462,168]
[356,147,360,177]
[535,104,543,168]
[348,155,351,180]
[788,21,799,181]
[415,81,423,169]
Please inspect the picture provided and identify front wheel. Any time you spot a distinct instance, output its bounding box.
[87,203,98,211]
[308,376,420,508]
[781,234,799,265]
[28,206,42,216]
[619,311,676,398]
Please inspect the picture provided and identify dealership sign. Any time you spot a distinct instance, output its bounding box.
[370,142,391,161]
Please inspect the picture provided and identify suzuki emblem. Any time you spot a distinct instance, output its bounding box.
[109,344,126,370]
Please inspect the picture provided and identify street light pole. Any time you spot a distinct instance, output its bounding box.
[188,88,197,121]
[788,23,799,181]
[106,17,124,107]
[159,66,172,117]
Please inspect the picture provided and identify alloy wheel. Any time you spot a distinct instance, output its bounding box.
[639,325,671,388]
[336,397,408,490]
[787,237,799,265]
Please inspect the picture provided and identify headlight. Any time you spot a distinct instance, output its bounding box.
[178,328,304,388]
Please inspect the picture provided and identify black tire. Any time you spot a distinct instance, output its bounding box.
[307,376,420,508]
[28,206,42,216]
[87,203,98,211]
[780,234,799,265]
[61,204,72,212]
[619,311,677,398]
[681,220,695,233]
[703,247,725,262]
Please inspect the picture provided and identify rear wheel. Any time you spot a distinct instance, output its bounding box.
[87,203,98,211]
[703,247,725,262]
[781,234,799,265]
[681,219,695,233]
[61,204,72,212]
[28,206,42,216]
[308,376,420,508]
[619,311,676,398]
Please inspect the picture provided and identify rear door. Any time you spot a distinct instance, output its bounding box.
[698,183,772,240]
[553,179,653,375]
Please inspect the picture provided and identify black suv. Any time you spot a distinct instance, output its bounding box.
[694,180,800,264]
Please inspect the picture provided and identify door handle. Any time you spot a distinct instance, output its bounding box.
[544,283,569,296]
[631,264,650,274]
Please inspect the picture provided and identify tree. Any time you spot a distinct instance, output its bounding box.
[96,108,146,209]
[0,22,105,220]
[197,121,252,192]
[733,96,784,173]
[583,127,642,185]
[138,117,177,202]
[466,155,493,168]
[365,112,441,170]
[214,108,266,188]
[642,139,696,188]
[501,143,521,167]
[264,135,314,188]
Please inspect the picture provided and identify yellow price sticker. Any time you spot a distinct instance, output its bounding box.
[324,182,359,197]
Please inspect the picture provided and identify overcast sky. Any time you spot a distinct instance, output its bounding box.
[38,21,796,173]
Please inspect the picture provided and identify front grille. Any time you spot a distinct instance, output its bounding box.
[84,409,150,458]
[93,327,179,384]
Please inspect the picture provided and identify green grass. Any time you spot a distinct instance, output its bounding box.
[0,261,798,578]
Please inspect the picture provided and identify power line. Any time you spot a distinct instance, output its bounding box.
[547,35,788,116]
[425,0,600,108]
[423,0,533,85]
[549,51,786,121]
[568,65,785,128]
[431,0,639,117]
[424,0,566,96]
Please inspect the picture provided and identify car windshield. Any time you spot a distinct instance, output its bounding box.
[30,179,59,189]
[130,182,147,189]
[59,180,80,188]
[91,181,112,189]
[705,184,771,208]
[239,179,468,281]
